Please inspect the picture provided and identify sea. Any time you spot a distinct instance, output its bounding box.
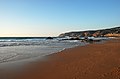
[0,37,87,64]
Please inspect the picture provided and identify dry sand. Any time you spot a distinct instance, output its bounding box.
[0,39,120,79]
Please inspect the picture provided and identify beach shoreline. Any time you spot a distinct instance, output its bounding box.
[0,38,120,79]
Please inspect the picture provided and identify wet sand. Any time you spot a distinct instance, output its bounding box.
[0,39,120,79]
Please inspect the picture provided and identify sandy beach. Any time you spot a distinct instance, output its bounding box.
[1,0,120,79]
[0,39,120,79]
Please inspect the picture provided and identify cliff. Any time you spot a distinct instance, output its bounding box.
[59,27,120,37]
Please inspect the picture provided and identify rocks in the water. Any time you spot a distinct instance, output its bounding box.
[62,37,80,40]
[69,37,80,40]
[46,37,53,39]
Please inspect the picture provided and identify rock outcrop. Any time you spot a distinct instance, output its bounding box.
[59,27,120,37]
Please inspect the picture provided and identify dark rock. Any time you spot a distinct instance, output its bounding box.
[46,37,53,39]
[69,37,80,40]
[62,37,80,40]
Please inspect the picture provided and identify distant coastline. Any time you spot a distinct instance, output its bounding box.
[59,26,120,37]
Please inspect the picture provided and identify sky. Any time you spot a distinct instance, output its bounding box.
[0,0,120,37]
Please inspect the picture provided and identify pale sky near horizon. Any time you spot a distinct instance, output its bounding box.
[0,0,120,37]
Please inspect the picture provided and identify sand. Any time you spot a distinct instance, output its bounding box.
[0,39,120,79]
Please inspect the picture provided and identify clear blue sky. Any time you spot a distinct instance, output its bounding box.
[0,0,120,37]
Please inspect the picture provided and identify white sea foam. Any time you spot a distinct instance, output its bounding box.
[0,38,85,64]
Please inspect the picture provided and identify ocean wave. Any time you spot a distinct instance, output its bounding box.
[0,38,86,63]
